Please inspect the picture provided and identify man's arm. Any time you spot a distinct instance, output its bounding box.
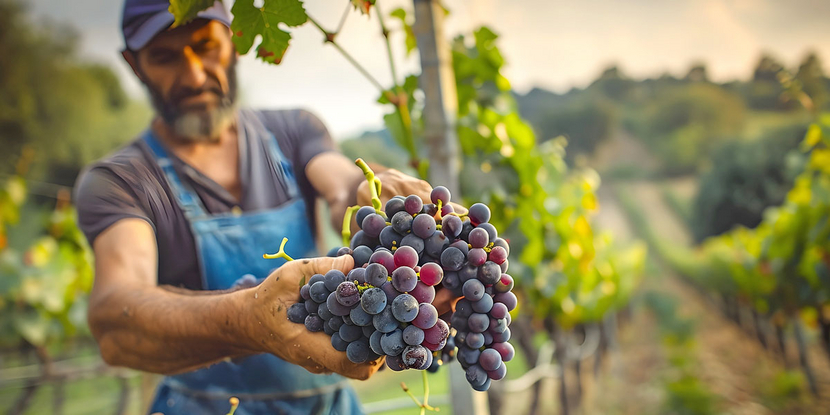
[88,218,382,378]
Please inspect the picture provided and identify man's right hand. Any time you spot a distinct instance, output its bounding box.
[235,255,384,380]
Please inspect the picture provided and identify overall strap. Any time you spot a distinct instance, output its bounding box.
[263,134,300,200]
[142,130,208,219]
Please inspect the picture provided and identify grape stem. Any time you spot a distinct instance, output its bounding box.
[399,378,438,414]
[341,205,362,246]
[226,397,240,415]
[262,237,294,261]
[355,158,383,212]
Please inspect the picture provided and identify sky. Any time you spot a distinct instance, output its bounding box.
[26,0,830,140]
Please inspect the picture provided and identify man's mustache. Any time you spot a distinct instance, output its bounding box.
[169,84,225,106]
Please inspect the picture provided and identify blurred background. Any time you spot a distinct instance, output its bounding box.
[2,0,830,414]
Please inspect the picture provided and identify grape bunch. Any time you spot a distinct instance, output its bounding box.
[286,186,516,391]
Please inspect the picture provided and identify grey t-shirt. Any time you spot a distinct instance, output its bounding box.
[73,108,335,290]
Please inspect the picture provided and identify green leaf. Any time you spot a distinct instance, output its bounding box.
[169,0,218,27]
[390,8,417,55]
[231,0,308,64]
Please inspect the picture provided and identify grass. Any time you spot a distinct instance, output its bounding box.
[660,186,695,230]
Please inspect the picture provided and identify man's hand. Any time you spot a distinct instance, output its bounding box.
[237,255,384,380]
[357,168,468,215]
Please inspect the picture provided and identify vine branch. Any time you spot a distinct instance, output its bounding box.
[306,15,385,92]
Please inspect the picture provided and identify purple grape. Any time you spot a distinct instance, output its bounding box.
[421,203,438,216]
[491,327,511,343]
[458,346,481,367]
[493,237,510,255]
[472,294,493,313]
[483,331,493,346]
[339,324,363,342]
[499,259,509,273]
[468,248,487,266]
[472,377,491,392]
[304,314,324,332]
[468,332,486,348]
[385,197,406,217]
[391,294,419,322]
[391,210,413,234]
[324,269,347,291]
[391,267,418,293]
[442,271,462,295]
[469,228,489,248]
[419,262,444,286]
[380,328,406,356]
[468,203,491,226]
[440,247,465,271]
[287,303,309,323]
[490,302,508,319]
[336,246,352,257]
[489,318,508,334]
[393,245,418,268]
[424,319,449,344]
[299,284,311,301]
[494,291,518,311]
[410,282,436,303]
[495,274,514,293]
[386,353,407,371]
[331,333,348,351]
[412,302,439,329]
[404,195,423,215]
[491,342,514,362]
[449,240,469,255]
[431,186,451,205]
[369,330,384,355]
[403,324,425,345]
[369,249,396,274]
[372,307,398,333]
[352,246,373,267]
[356,206,376,228]
[458,264,479,283]
[336,282,359,307]
[327,292,351,316]
[379,226,404,249]
[309,274,326,286]
[479,348,502,371]
[466,364,488,387]
[329,317,344,332]
[412,214,436,239]
[381,281,398,303]
[361,213,387,238]
[468,313,489,333]
[346,339,370,363]
[350,305,373,326]
[488,363,507,380]
[424,231,449,257]
[478,261,501,285]
[309,281,329,303]
[462,279,485,302]
[442,215,463,238]
[360,287,387,315]
[365,263,389,287]
[401,234,425,255]
[455,299,474,317]
[317,302,333,320]
[402,345,429,369]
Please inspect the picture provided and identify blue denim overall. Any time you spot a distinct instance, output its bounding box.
[142,124,362,415]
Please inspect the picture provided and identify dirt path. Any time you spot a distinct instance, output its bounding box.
[583,180,830,415]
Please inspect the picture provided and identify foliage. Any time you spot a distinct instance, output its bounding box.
[0,0,150,186]
[691,123,808,242]
[0,175,93,349]
[628,83,746,174]
[230,0,308,64]
[521,97,616,158]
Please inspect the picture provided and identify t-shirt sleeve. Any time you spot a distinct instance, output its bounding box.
[260,108,337,174]
[73,166,155,246]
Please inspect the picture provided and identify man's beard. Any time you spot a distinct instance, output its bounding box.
[141,55,238,143]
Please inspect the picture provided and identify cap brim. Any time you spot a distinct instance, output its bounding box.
[126,8,232,51]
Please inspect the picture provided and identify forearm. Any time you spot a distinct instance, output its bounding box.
[90,286,256,374]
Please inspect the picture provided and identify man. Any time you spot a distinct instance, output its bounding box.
[74,1,452,413]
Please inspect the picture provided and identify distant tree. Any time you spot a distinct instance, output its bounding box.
[0,0,150,186]
[589,65,634,100]
[684,63,708,83]
[796,52,827,110]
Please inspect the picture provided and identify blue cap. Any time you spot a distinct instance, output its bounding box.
[121,0,232,51]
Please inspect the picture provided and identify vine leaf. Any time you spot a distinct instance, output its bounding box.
[231,0,308,64]
[169,0,218,27]
[390,8,416,56]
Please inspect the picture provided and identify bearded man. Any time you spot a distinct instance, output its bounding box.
[73,1,452,413]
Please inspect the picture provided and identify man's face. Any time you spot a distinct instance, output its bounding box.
[129,20,238,142]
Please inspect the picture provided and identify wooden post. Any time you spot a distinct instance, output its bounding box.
[412,1,479,413]
[412,0,459,195]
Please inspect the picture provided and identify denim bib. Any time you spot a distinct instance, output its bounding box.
[142,116,362,415]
